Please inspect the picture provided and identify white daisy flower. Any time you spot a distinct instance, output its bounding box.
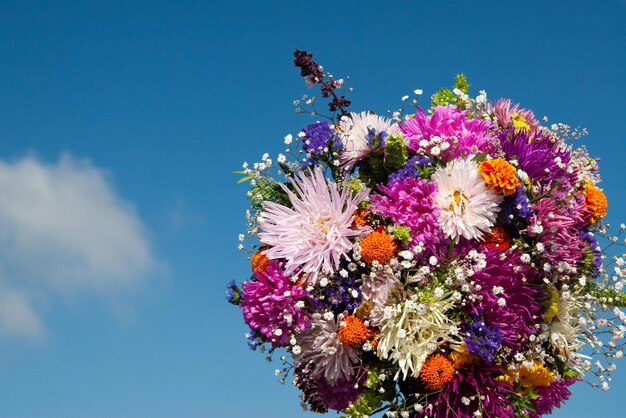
[431,159,502,242]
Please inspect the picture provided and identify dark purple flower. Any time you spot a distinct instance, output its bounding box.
[464,316,504,364]
[500,182,533,225]
[308,272,362,314]
[415,365,516,418]
[293,362,329,413]
[466,249,544,352]
[316,367,368,411]
[388,155,433,182]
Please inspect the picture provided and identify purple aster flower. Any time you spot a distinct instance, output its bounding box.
[499,128,574,185]
[466,249,544,351]
[316,367,368,411]
[240,261,310,347]
[415,365,515,418]
[293,362,329,413]
[388,155,433,181]
[463,316,504,364]
[400,106,497,161]
[301,121,339,157]
[371,177,444,254]
[529,378,577,418]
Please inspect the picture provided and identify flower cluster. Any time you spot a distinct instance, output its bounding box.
[227,50,626,418]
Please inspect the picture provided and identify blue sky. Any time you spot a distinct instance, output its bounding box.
[0,0,625,417]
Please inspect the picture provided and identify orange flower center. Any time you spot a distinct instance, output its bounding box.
[478,159,521,196]
[338,315,370,346]
[360,230,397,265]
[419,354,456,391]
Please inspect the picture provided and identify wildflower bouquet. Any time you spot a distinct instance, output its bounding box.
[227,50,626,418]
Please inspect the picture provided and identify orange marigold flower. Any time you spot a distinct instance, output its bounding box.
[419,354,456,391]
[360,230,397,265]
[483,224,510,251]
[478,158,521,196]
[251,251,269,273]
[583,182,608,224]
[338,315,370,346]
[352,208,370,227]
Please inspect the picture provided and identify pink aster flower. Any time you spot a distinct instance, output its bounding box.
[527,198,587,267]
[258,167,370,283]
[240,261,310,347]
[399,106,497,161]
[489,98,540,131]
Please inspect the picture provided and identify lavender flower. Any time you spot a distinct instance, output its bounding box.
[388,155,433,181]
[301,121,340,158]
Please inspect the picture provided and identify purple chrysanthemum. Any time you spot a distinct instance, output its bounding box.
[388,155,433,182]
[499,128,574,185]
[529,378,577,418]
[466,249,544,351]
[415,365,516,418]
[400,106,497,161]
[316,367,368,411]
[371,177,444,254]
[240,261,310,347]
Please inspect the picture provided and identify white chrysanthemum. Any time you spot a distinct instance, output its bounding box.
[376,292,458,379]
[338,112,399,171]
[258,167,370,284]
[361,268,402,326]
[549,296,586,365]
[295,313,359,384]
[432,159,502,242]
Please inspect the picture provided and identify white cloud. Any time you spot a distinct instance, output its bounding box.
[0,154,155,337]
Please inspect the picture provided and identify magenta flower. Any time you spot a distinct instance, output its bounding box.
[240,261,310,347]
[489,98,540,131]
[371,177,444,254]
[399,106,497,161]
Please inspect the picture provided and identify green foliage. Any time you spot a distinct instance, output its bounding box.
[392,225,411,243]
[431,73,471,108]
[384,134,409,172]
[591,287,626,307]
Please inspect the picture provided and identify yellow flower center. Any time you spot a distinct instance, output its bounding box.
[511,113,530,132]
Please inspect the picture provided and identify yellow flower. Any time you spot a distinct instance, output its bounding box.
[511,113,530,132]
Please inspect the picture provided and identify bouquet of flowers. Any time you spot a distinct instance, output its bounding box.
[226,50,626,417]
